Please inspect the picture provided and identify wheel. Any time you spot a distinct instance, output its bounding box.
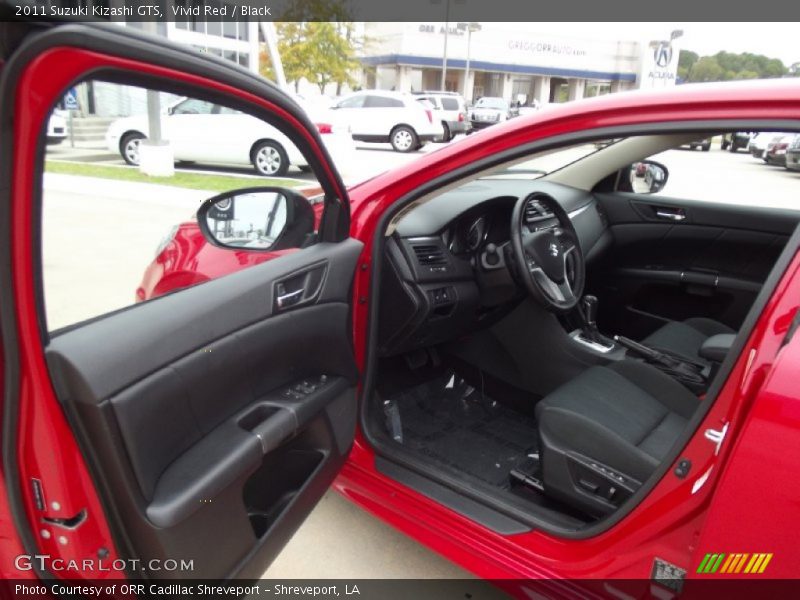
[440,123,452,143]
[721,139,730,150]
[119,132,145,166]
[702,143,711,152]
[390,126,418,153]
[729,139,738,153]
[251,140,289,176]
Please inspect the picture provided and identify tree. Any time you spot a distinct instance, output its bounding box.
[260,21,361,94]
[681,49,790,83]
[678,50,699,81]
[689,57,723,82]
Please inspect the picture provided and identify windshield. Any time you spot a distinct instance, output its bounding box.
[484,140,618,179]
[475,97,507,110]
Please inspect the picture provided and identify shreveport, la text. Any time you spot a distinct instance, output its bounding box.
[16,584,361,596]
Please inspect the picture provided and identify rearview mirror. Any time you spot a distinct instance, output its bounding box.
[628,160,669,194]
[197,187,315,251]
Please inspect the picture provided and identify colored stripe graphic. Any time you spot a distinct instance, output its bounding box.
[758,554,773,573]
[705,552,774,574]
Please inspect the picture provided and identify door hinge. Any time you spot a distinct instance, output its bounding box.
[704,422,729,455]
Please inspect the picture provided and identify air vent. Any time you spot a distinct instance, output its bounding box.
[412,244,447,266]
[524,198,554,223]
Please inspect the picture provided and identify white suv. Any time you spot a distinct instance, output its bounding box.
[413,92,470,142]
[332,91,443,152]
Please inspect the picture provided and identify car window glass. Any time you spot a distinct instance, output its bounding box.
[642,134,800,210]
[42,79,327,332]
[337,95,364,109]
[441,97,459,111]
[364,95,404,108]
[172,98,215,115]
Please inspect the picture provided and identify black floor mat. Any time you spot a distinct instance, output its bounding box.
[383,372,539,488]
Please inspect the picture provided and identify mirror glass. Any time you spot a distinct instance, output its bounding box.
[629,161,667,194]
[204,191,288,249]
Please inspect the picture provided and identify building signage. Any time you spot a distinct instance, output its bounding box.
[639,39,679,88]
[508,40,587,58]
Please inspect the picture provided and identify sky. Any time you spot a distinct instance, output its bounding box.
[551,23,799,67]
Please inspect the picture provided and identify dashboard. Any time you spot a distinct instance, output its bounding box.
[377,180,613,356]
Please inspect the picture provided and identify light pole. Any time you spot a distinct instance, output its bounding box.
[458,22,481,101]
[441,0,451,90]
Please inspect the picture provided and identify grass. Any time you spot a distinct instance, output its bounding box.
[45,160,301,192]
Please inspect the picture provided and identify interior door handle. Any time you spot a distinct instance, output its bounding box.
[655,209,685,221]
[276,288,304,309]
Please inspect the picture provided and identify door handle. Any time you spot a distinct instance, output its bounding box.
[276,288,304,309]
[655,209,686,221]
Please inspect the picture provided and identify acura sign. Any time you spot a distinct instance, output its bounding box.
[638,39,679,89]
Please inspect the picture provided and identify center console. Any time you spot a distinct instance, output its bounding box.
[567,295,734,394]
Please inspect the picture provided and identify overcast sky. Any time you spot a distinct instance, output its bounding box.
[553,23,799,66]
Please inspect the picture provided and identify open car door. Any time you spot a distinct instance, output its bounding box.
[0,21,361,580]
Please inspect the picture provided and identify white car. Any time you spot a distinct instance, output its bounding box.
[47,110,68,145]
[106,97,352,177]
[331,90,443,152]
[748,132,787,160]
[412,92,470,142]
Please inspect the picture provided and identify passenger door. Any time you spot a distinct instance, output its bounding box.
[0,22,360,581]
[590,157,800,340]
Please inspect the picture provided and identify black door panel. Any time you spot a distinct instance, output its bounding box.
[591,193,800,338]
[45,240,362,579]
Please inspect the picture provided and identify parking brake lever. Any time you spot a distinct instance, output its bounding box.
[613,335,681,369]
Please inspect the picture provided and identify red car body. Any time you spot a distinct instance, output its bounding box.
[2,22,800,592]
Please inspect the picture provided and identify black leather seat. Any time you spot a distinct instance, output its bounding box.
[535,360,698,516]
[642,317,736,363]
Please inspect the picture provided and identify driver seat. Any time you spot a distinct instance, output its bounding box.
[535,359,698,516]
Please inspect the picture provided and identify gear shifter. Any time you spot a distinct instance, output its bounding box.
[579,295,601,343]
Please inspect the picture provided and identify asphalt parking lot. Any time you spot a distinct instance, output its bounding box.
[42,137,798,578]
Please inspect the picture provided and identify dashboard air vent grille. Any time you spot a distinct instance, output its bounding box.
[524,199,554,223]
[412,244,447,266]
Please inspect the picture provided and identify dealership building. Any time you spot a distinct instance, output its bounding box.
[358,22,679,105]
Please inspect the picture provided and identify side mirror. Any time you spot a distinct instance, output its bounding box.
[628,160,669,194]
[197,187,315,251]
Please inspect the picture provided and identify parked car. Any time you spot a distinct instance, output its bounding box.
[786,134,800,172]
[106,97,332,176]
[331,90,443,152]
[469,96,516,130]
[46,110,67,145]
[765,133,797,166]
[748,131,786,159]
[721,131,752,152]
[6,18,800,591]
[412,91,470,142]
[681,137,712,151]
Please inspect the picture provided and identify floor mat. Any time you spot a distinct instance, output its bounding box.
[383,372,539,488]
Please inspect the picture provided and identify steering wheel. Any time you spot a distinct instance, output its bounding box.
[510,192,585,311]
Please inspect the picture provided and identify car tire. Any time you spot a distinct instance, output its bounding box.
[120,132,145,166]
[729,140,738,153]
[390,125,418,153]
[251,140,289,177]
[440,123,452,143]
[721,139,730,150]
[702,143,711,152]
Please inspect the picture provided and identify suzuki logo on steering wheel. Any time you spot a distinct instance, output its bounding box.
[549,243,559,257]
